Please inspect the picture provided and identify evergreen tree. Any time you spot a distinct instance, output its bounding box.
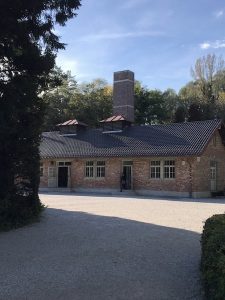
[174,106,186,123]
[188,103,203,121]
[0,0,81,229]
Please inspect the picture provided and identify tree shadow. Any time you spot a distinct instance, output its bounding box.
[0,208,203,300]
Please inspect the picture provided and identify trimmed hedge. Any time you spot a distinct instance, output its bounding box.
[201,214,225,300]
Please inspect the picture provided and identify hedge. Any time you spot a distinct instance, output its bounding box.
[201,214,225,300]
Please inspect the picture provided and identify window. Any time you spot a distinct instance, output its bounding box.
[58,161,71,166]
[48,167,56,177]
[150,161,161,179]
[96,161,105,178]
[164,160,175,179]
[213,135,217,146]
[85,161,105,178]
[85,161,94,177]
[40,162,44,177]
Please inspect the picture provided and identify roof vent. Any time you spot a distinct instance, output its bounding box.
[100,115,131,133]
[57,119,88,136]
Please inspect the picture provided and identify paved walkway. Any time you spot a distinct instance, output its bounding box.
[1,194,225,300]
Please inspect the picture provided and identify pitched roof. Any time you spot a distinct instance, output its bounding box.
[40,119,223,159]
[100,115,127,122]
[57,119,88,127]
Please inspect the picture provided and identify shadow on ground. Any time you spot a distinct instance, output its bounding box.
[0,208,203,300]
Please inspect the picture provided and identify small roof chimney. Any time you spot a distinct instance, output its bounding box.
[57,119,87,135]
[113,70,134,123]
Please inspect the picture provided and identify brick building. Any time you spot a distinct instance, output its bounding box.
[39,70,225,198]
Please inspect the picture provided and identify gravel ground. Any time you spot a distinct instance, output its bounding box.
[1,194,225,300]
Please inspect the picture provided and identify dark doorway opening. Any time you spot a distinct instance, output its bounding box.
[122,165,132,190]
[58,167,68,187]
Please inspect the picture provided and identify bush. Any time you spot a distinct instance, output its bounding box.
[201,214,225,299]
[0,195,45,232]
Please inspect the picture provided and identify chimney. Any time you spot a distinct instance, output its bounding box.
[113,70,134,123]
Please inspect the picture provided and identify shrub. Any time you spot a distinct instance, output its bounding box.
[201,214,225,300]
[0,195,45,232]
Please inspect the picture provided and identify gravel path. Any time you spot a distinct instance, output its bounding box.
[1,194,225,300]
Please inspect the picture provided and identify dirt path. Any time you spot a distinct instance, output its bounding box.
[1,194,225,300]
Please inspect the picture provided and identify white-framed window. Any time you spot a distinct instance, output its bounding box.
[40,162,44,177]
[164,160,175,179]
[150,161,161,179]
[58,161,71,166]
[96,161,105,178]
[85,161,105,178]
[48,166,56,177]
[85,161,94,178]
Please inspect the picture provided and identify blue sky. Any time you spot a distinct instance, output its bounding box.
[55,0,225,92]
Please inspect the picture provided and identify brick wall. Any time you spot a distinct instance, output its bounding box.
[191,130,225,196]
[39,130,225,197]
[113,70,134,122]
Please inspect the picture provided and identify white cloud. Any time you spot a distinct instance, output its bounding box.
[200,40,225,49]
[200,42,211,49]
[79,30,164,42]
[56,55,79,73]
[214,10,224,18]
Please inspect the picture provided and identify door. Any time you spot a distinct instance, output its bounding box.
[48,166,57,187]
[210,161,217,192]
[122,161,133,190]
[58,167,68,187]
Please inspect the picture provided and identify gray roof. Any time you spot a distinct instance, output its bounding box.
[40,119,223,159]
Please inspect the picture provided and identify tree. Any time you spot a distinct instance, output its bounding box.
[134,82,169,124]
[67,79,113,127]
[191,54,225,119]
[162,88,180,122]
[42,67,77,131]
[0,0,81,229]
[188,103,203,121]
[174,106,186,123]
[179,81,202,110]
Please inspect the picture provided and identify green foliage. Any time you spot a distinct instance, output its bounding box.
[134,83,177,125]
[174,106,186,123]
[68,79,113,127]
[201,214,225,300]
[42,73,113,129]
[42,54,225,129]
[0,0,81,230]
[42,68,77,130]
[188,103,204,121]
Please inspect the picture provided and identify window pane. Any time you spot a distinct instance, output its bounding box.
[65,162,71,166]
[49,167,56,177]
[97,161,105,166]
[151,161,160,166]
[96,166,105,178]
[150,163,161,179]
[85,165,94,177]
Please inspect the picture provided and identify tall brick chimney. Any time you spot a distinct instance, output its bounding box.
[113,70,134,123]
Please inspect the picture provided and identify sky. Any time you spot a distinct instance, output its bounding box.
[55,0,225,92]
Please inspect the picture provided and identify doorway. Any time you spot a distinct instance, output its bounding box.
[58,167,68,187]
[122,161,133,190]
